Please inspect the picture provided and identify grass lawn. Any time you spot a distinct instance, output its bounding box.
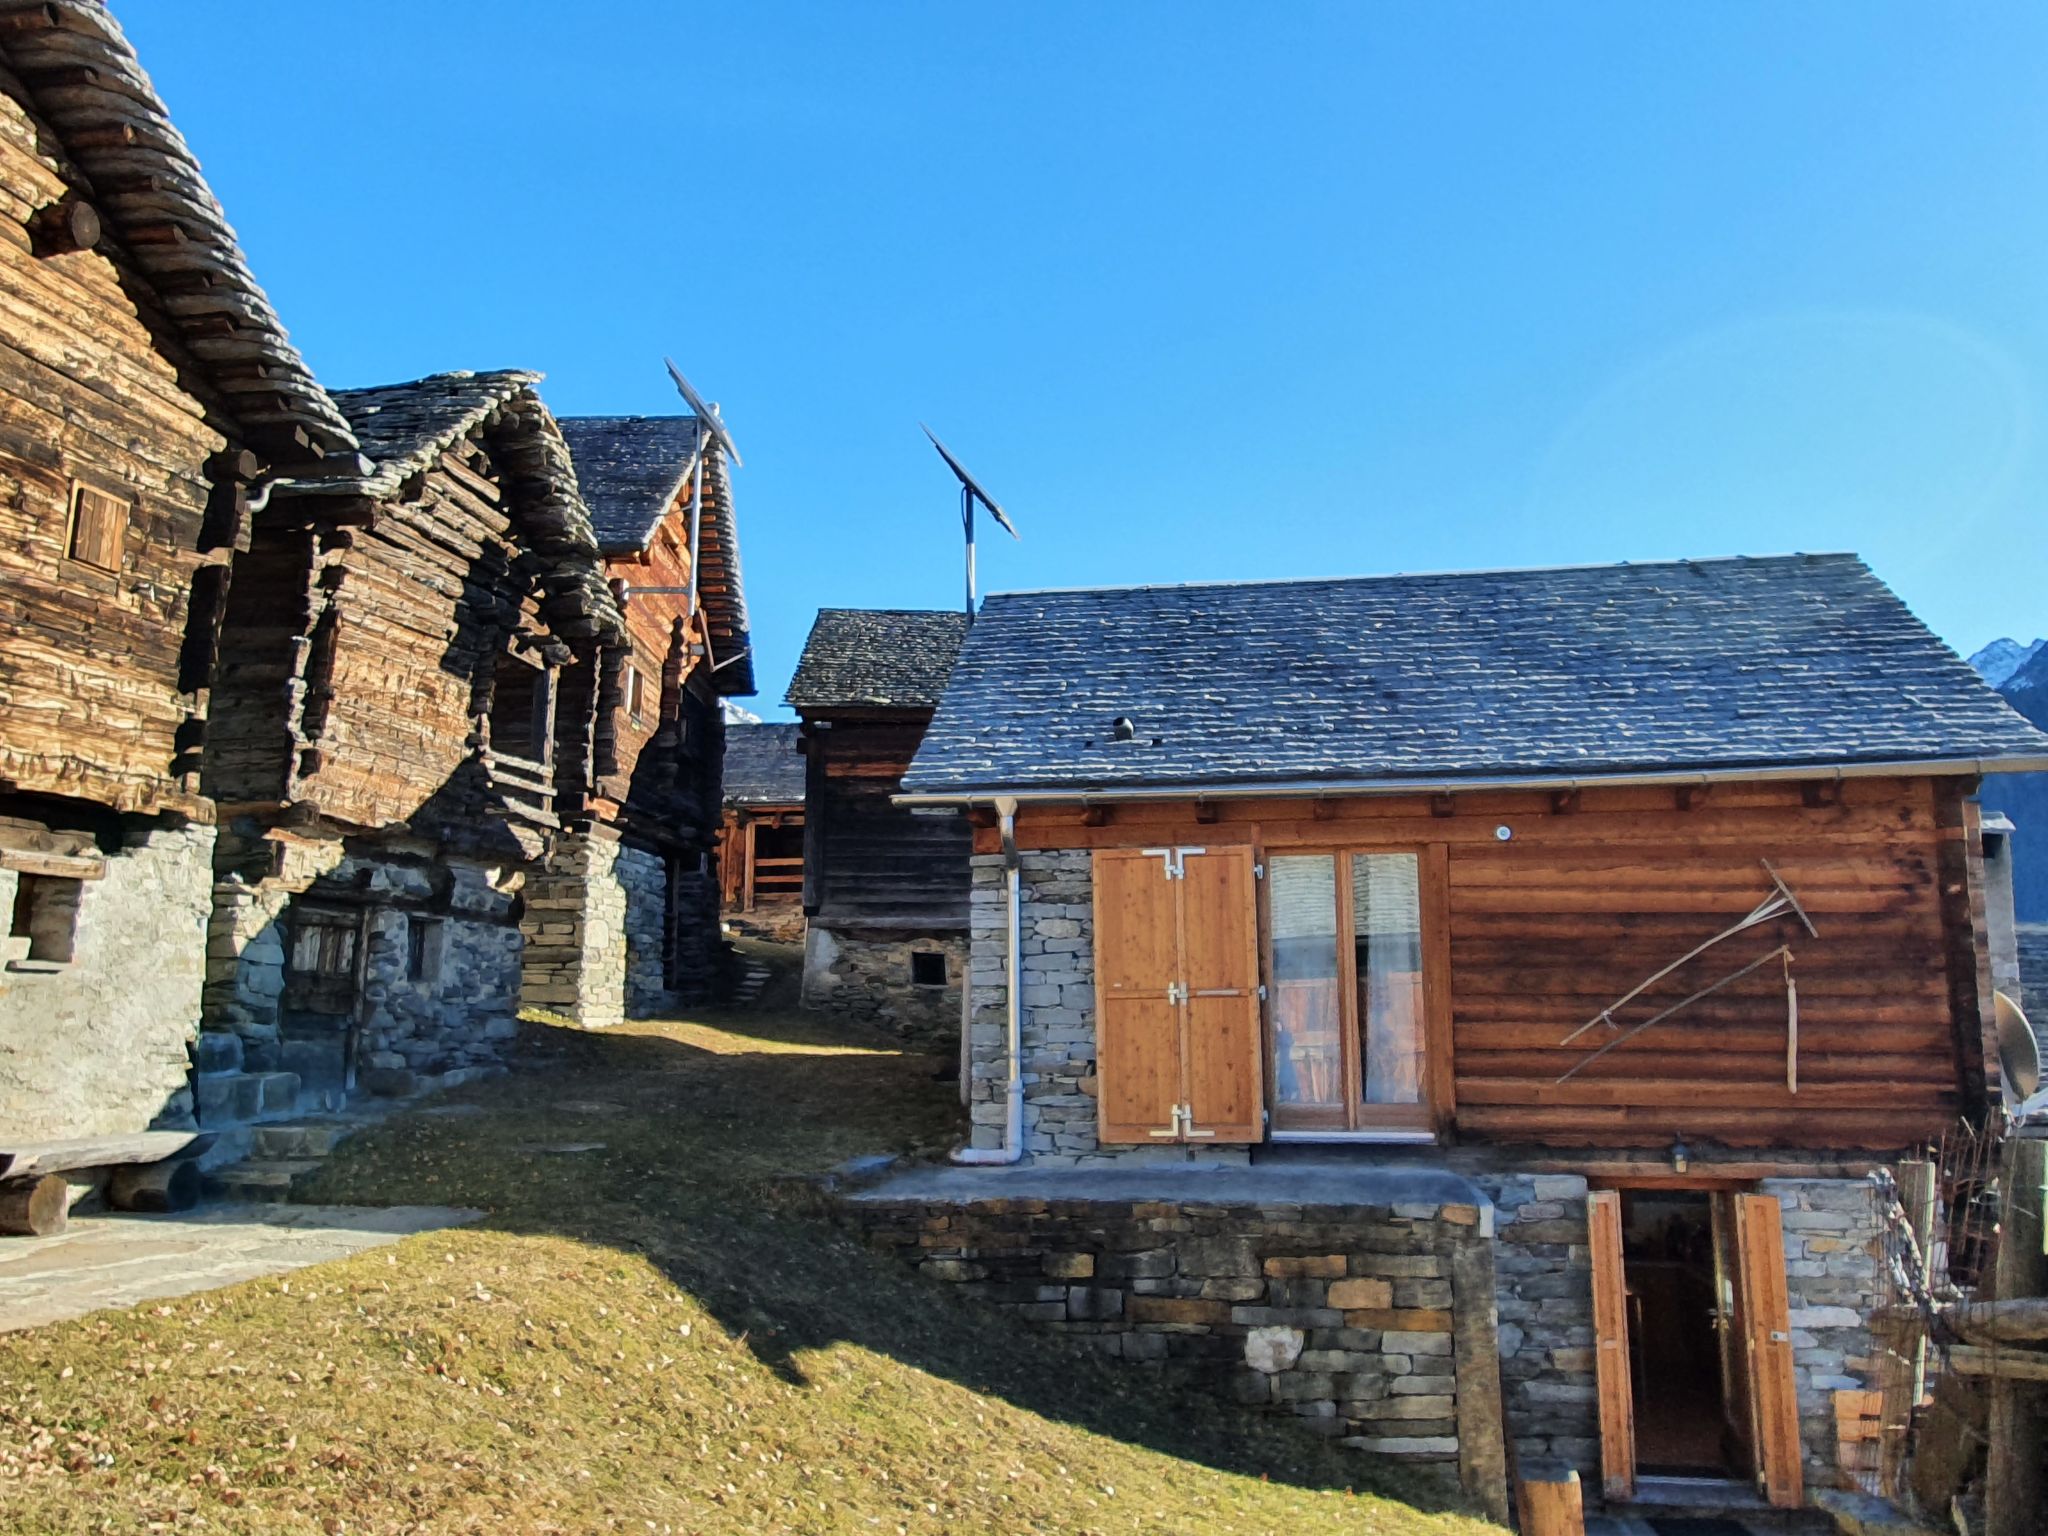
[0,946,1501,1535]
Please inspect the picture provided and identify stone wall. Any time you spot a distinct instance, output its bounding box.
[206,841,524,1092]
[841,1188,1506,1511]
[620,844,722,1014]
[2017,922,2048,1031]
[0,817,214,1139]
[521,832,626,1027]
[1471,1173,1600,1479]
[1760,1176,1886,1490]
[801,925,964,1047]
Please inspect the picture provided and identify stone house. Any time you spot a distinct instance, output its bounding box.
[203,370,626,1099]
[718,722,805,940]
[540,412,754,1020]
[788,609,970,1045]
[0,1,361,1139]
[847,554,2048,1517]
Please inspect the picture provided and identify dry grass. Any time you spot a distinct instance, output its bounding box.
[0,949,1499,1535]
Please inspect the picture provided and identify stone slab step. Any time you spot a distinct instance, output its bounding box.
[248,1119,359,1161]
[195,1070,302,1126]
[202,1158,323,1203]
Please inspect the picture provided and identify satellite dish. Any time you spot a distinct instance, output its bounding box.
[1996,989,2041,1101]
[921,423,1018,539]
[664,356,742,468]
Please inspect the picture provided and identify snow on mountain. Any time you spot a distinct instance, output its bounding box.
[1970,637,2047,689]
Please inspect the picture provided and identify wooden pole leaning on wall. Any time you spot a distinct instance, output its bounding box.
[0,1173,69,1235]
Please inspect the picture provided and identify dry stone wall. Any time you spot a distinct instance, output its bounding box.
[802,925,964,1047]
[521,832,626,1027]
[0,818,214,1138]
[841,1188,1507,1510]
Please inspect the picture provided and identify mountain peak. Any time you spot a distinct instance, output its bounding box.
[1969,636,2046,689]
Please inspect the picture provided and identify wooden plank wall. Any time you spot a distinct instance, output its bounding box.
[991,775,1981,1150]
[805,714,969,930]
[0,89,223,817]
[592,525,720,853]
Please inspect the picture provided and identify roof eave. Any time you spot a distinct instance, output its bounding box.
[893,753,2048,807]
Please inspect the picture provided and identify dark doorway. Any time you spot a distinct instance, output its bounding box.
[1622,1191,1742,1478]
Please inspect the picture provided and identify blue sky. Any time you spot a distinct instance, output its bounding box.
[131,3,2047,719]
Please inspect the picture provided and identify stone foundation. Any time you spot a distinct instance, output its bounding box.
[620,845,722,1014]
[1473,1173,1600,1477]
[521,832,626,1027]
[801,925,964,1047]
[841,1183,1507,1512]
[0,817,215,1138]
[207,839,525,1089]
[727,900,805,945]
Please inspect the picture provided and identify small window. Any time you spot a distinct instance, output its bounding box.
[406,916,444,984]
[625,662,647,725]
[67,482,127,570]
[490,652,549,762]
[9,874,82,965]
[291,914,357,978]
[911,951,947,987]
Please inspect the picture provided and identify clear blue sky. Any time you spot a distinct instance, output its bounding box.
[131,3,2047,719]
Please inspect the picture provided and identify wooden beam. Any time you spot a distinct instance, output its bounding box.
[1081,805,1111,827]
[1550,789,1581,816]
[1676,784,1710,812]
[28,197,99,258]
[1431,793,1456,819]
[1802,780,1843,810]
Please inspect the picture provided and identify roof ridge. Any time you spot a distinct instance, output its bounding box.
[983,551,1865,602]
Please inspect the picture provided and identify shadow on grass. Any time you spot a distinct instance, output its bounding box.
[297,971,1473,1516]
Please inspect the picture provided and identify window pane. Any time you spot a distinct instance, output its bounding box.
[1269,854,1342,1109]
[1352,853,1423,1105]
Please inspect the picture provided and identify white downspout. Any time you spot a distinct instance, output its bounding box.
[953,796,1024,1165]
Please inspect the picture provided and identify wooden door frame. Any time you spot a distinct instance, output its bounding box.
[1585,1180,1805,1509]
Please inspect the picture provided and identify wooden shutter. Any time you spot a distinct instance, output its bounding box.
[1093,849,1183,1143]
[1734,1193,1805,1509]
[1588,1189,1636,1502]
[68,483,126,570]
[1180,847,1263,1142]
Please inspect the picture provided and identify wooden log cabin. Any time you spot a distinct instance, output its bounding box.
[552,411,754,1015]
[204,370,627,1095]
[788,609,970,1044]
[719,722,805,939]
[0,0,362,1139]
[876,554,2048,1511]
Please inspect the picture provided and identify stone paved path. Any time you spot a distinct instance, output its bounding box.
[0,1203,480,1333]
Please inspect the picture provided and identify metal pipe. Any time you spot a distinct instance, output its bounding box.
[952,796,1024,1165]
[894,753,2048,810]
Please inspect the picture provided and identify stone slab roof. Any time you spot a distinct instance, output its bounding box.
[723,723,805,806]
[901,553,2048,797]
[0,0,358,464]
[329,371,540,494]
[555,414,753,697]
[787,609,970,712]
[554,415,701,552]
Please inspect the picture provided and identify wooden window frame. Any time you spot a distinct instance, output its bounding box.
[624,661,647,726]
[66,480,128,571]
[1261,840,1452,1139]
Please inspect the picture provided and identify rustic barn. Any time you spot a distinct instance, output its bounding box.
[719,722,805,938]
[546,411,753,1017]
[0,0,360,1140]
[788,609,969,1043]
[848,553,2048,1513]
[204,370,625,1096]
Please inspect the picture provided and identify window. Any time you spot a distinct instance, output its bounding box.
[910,951,947,986]
[406,916,444,984]
[1268,851,1427,1133]
[8,874,82,965]
[489,652,549,762]
[67,482,126,570]
[624,662,647,725]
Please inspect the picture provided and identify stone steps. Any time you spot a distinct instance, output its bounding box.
[203,1157,324,1203]
[194,1069,302,1125]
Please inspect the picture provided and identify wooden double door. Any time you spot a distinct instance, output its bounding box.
[1589,1188,1805,1508]
[1093,846,1263,1143]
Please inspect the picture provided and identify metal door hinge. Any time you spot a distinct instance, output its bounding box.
[1257,983,1269,1001]
[1254,862,1264,879]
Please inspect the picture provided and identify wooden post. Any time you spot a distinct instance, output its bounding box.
[1985,1136,2047,1536]
[1899,1158,1938,1411]
[1516,1467,1585,1536]
[0,1173,69,1235]
[742,817,758,912]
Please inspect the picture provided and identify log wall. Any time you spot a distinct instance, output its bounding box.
[983,775,1986,1151]
[805,713,969,932]
[0,87,224,817]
